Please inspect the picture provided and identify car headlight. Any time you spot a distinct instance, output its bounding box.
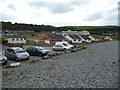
[4,56,7,60]
[42,51,47,54]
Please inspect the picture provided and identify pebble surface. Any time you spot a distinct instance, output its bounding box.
[2,41,119,88]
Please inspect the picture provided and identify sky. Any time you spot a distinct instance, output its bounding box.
[0,0,119,27]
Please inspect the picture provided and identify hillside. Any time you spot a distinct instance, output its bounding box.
[1,21,119,34]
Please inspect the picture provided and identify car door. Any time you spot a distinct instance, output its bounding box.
[59,45,64,50]
[55,45,63,50]
[26,47,33,55]
[32,48,40,56]
[54,45,60,50]
[5,49,16,59]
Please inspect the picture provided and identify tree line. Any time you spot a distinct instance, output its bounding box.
[1,21,119,34]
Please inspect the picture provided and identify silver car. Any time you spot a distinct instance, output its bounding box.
[5,47,30,61]
[0,53,8,65]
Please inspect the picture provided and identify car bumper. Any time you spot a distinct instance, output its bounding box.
[0,60,8,65]
[18,56,29,60]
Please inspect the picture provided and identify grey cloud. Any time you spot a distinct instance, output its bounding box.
[0,13,16,20]
[8,4,16,11]
[118,1,120,4]
[105,12,118,25]
[85,12,103,21]
[27,1,86,14]
[47,3,74,14]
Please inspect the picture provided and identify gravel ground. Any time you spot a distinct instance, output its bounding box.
[2,41,119,88]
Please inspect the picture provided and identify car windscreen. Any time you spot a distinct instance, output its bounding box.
[0,53,2,56]
[63,43,69,46]
[0,54,3,60]
[14,48,25,53]
[36,47,44,51]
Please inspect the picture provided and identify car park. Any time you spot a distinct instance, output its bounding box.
[26,46,50,56]
[5,47,29,61]
[0,53,8,65]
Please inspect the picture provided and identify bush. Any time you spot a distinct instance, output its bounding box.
[2,40,8,45]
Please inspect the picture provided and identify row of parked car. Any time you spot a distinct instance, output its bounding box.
[0,42,74,65]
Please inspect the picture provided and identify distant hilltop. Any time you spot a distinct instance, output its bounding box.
[0,21,119,34]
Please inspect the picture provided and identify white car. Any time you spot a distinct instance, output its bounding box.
[55,42,74,49]
[53,44,71,51]
[5,47,30,61]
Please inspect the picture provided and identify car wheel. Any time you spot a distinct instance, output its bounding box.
[63,48,66,51]
[2,61,7,65]
[15,57,19,61]
[26,57,29,60]
[39,53,42,56]
[53,49,55,51]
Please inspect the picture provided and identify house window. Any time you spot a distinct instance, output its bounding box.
[16,38,19,41]
[12,38,14,41]
[20,38,23,41]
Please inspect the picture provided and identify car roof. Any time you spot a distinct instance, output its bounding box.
[56,41,68,43]
[28,46,43,48]
[7,47,23,50]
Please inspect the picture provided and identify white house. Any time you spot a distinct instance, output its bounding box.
[104,37,113,41]
[8,38,26,44]
[88,35,101,42]
[61,30,90,36]
[65,35,83,43]
[80,35,91,42]
[79,30,90,35]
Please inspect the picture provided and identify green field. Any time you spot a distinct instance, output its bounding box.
[2,34,42,40]
[63,26,118,30]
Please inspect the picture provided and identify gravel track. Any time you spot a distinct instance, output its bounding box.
[2,41,119,88]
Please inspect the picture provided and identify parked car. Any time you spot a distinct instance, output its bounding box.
[0,53,8,65]
[26,46,50,56]
[55,42,74,49]
[53,44,71,51]
[5,47,30,61]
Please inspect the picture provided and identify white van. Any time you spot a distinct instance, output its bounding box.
[55,42,74,48]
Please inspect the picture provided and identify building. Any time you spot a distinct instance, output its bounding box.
[3,30,36,36]
[62,30,78,35]
[104,37,113,41]
[79,30,90,35]
[41,33,65,45]
[80,35,91,42]
[61,30,90,35]
[65,35,83,43]
[8,38,26,44]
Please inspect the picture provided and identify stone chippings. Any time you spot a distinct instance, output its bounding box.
[2,41,118,88]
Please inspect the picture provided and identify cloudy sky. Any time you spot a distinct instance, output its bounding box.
[0,0,119,26]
